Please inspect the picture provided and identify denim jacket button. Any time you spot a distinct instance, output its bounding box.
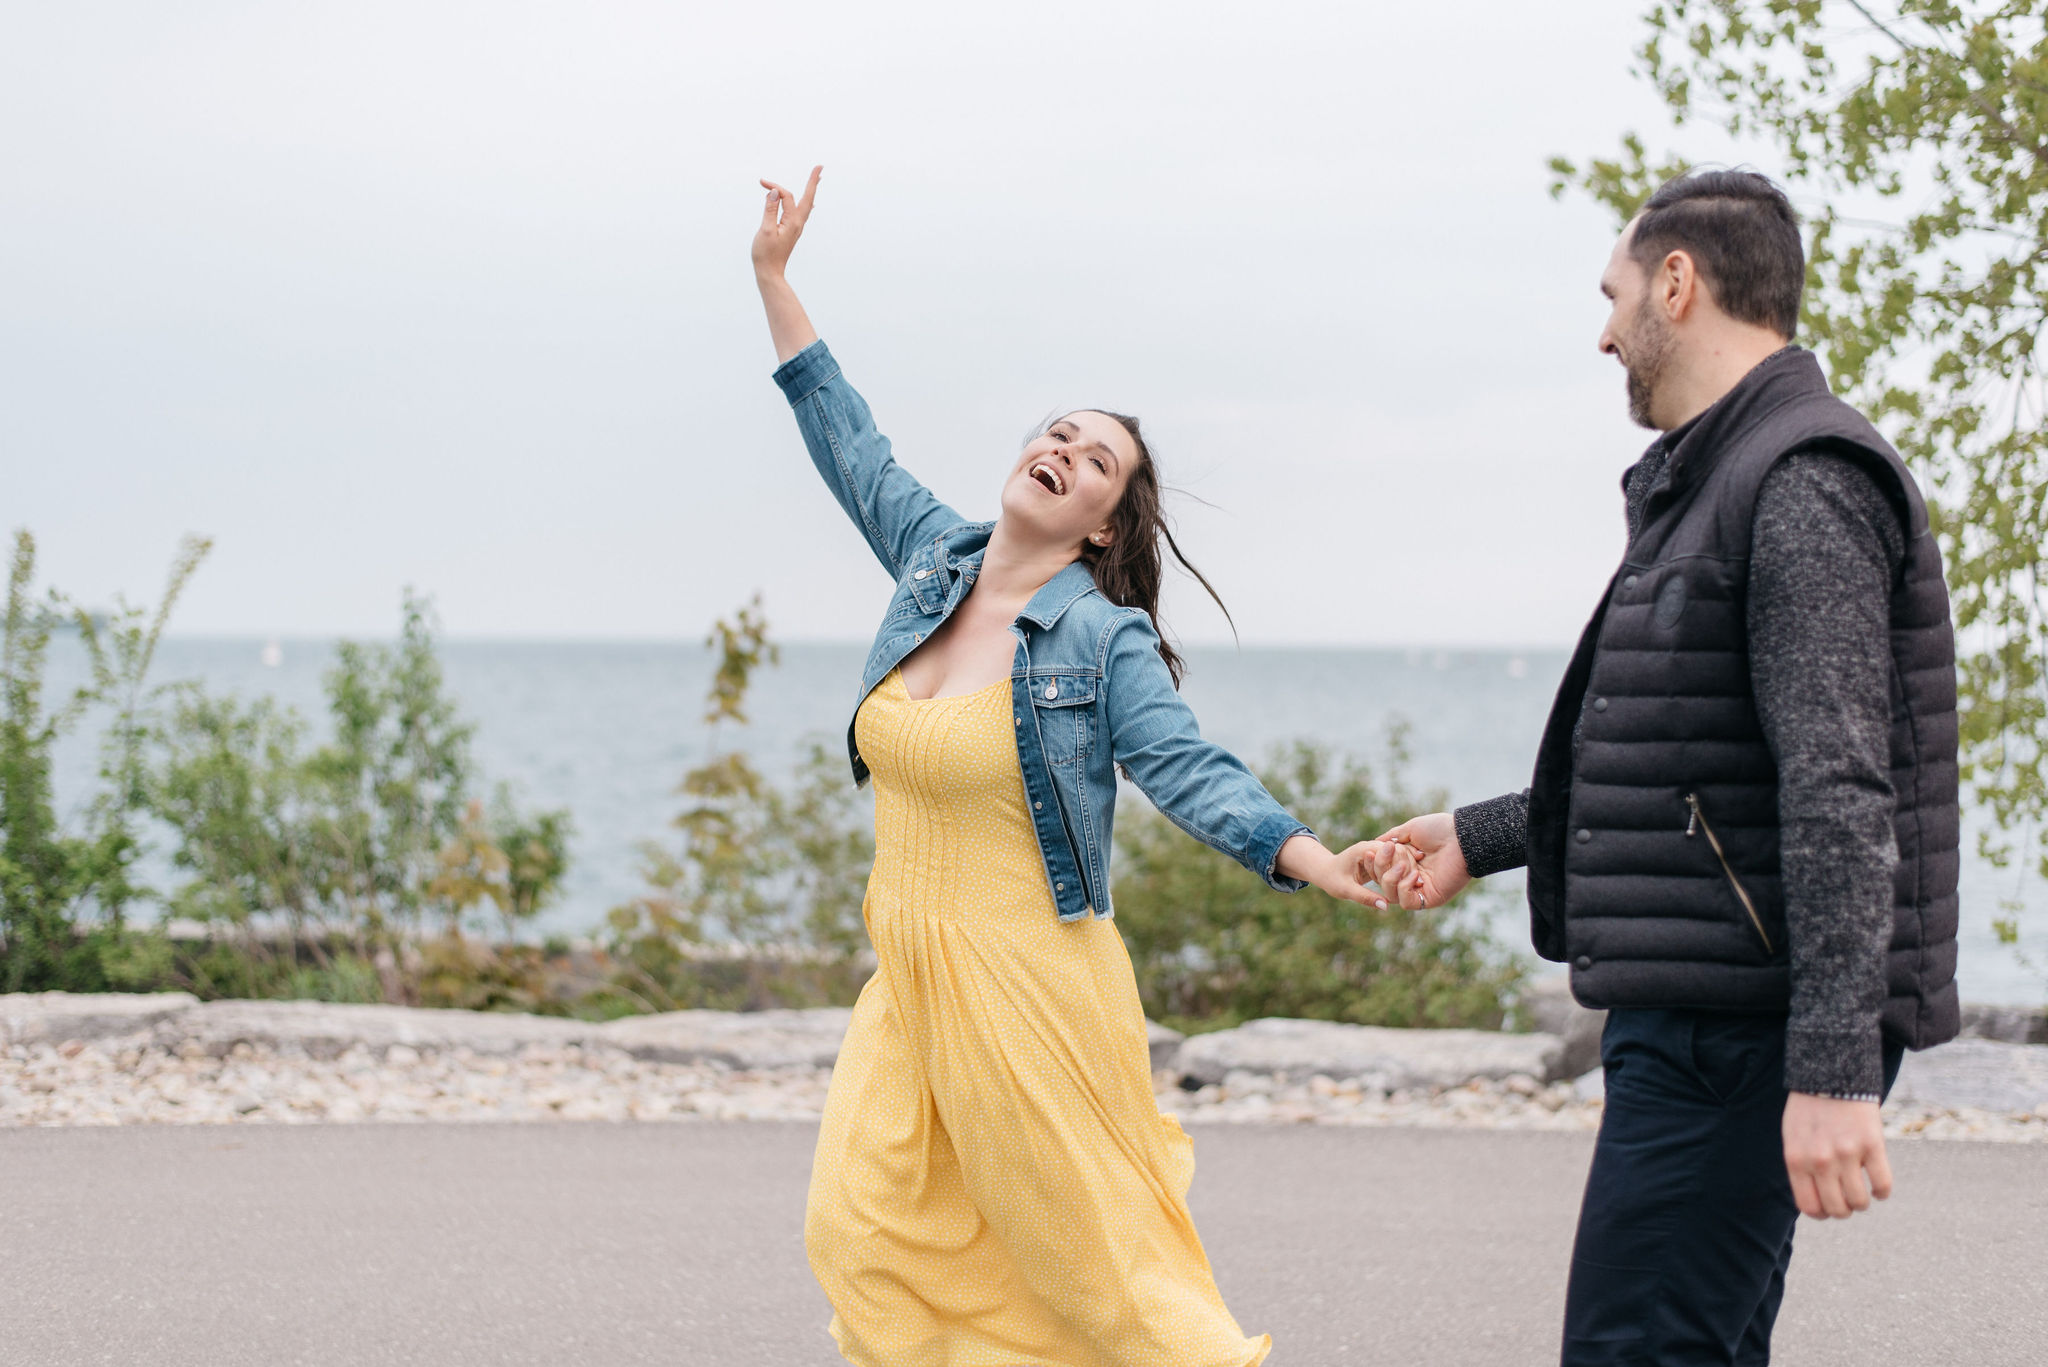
[1055,883,1064,892]
[913,569,930,580]
[1034,801,1042,810]
[1044,683,1058,699]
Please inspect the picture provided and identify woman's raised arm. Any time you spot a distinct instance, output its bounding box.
[754,167,822,364]
[752,168,966,579]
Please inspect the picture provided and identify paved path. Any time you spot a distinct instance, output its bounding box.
[2,1123,2041,1365]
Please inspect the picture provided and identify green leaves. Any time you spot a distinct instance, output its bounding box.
[1,530,209,991]
[605,600,875,1012]
[1113,734,1524,1034]
[1558,0,2048,966]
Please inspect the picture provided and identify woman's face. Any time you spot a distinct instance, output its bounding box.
[998,410,1138,552]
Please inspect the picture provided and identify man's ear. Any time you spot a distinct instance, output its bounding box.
[1663,249,1699,322]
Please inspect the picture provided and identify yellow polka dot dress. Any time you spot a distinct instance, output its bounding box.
[805,669,1270,1367]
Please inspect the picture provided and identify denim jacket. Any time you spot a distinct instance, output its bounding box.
[774,339,1311,922]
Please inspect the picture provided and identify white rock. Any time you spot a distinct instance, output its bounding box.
[599,1008,852,1070]
[1146,1020,1184,1073]
[1174,1017,1571,1090]
[0,991,200,1047]
[1516,976,1607,1079]
[155,999,598,1059]
[1888,1039,2048,1113]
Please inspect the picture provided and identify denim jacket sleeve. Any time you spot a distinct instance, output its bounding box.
[772,339,966,579]
[1101,612,1311,892]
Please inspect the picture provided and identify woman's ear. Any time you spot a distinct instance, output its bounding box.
[1088,526,1114,548]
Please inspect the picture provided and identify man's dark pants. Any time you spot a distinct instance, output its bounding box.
[1560,1008,1906,1366]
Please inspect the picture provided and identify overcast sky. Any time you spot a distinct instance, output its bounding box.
[3,0,1766,647]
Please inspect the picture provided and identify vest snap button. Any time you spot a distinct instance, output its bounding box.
[1623,575,1639,590]
[1574,955,1592,971]
[1576,828,1592,843]
[1593,697,1609,713]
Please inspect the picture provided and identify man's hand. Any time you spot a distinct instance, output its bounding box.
[1370,812,1473,910]
[1782,1092,1893,1219]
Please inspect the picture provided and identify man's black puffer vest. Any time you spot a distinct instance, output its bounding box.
[1525,349,1961,1049]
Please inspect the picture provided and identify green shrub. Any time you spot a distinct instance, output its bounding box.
[1114,734,1524,1033]
[605,598,876,1012]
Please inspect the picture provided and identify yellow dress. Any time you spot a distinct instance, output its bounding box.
[805,668,1270,1367]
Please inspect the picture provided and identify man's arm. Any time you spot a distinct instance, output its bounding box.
[1749,448,1907,1219]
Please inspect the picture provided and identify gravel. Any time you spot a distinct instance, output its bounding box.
[5,1034,2044,1140]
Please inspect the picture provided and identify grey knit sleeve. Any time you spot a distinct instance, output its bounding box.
[1749,450,1907,1099]
[1453,790,1531,879]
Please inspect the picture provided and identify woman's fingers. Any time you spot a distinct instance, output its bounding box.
[758,179,797,226]
[795,164,822,221]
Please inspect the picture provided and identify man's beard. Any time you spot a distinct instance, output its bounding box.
[1622,299,1675,429]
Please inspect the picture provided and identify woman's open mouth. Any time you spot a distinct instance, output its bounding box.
[1028,463,1066,496]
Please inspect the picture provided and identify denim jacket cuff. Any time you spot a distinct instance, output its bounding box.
[772,339,839,406]
[1251,814,1314,893]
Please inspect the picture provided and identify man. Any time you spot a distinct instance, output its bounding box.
[1374,169,1960,1365]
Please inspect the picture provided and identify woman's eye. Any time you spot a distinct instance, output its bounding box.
[1090,458,1106,472]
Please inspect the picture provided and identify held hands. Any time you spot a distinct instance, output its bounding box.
[1275,835,1399,911]
[1367,812,1473,910]
[753,165,822,280]
[1783,1092,1893,1220]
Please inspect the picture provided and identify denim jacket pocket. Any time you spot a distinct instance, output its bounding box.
[1029,671,1097,766]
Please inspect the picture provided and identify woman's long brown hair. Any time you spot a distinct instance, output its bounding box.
[1066,411,1235,689]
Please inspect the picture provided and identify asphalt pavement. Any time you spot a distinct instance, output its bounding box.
[2,1122,2041,1365]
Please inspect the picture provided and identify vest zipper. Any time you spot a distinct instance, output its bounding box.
[1684,793,1774,955]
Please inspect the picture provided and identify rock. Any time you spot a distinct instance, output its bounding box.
[1572,1067,1606,1103]
[1516,976,1607,1080]
[598,1008,852,1070]
[1173,1017,1571,1090]
[1146,1021,1184,1074]
[155,1000,598,1059]
[1958,1002,2048,1046]
[0,992,200,1047]
[1888,1039,2048,1113]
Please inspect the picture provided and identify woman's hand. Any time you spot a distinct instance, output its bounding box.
[1369,812,1471,910]
[753,166,823,364]
[1276,834,1394,910]
[753,165,821,281]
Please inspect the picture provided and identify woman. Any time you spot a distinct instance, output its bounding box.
[755,167,1389,1367]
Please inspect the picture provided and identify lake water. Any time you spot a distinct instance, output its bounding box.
[42,637,2046,1005]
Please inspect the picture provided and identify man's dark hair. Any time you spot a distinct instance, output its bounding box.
[1632,170,1803,339]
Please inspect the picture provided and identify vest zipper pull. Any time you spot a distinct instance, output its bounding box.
[1685,793,1700,837]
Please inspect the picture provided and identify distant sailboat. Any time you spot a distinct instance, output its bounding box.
[261,638,283,668]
